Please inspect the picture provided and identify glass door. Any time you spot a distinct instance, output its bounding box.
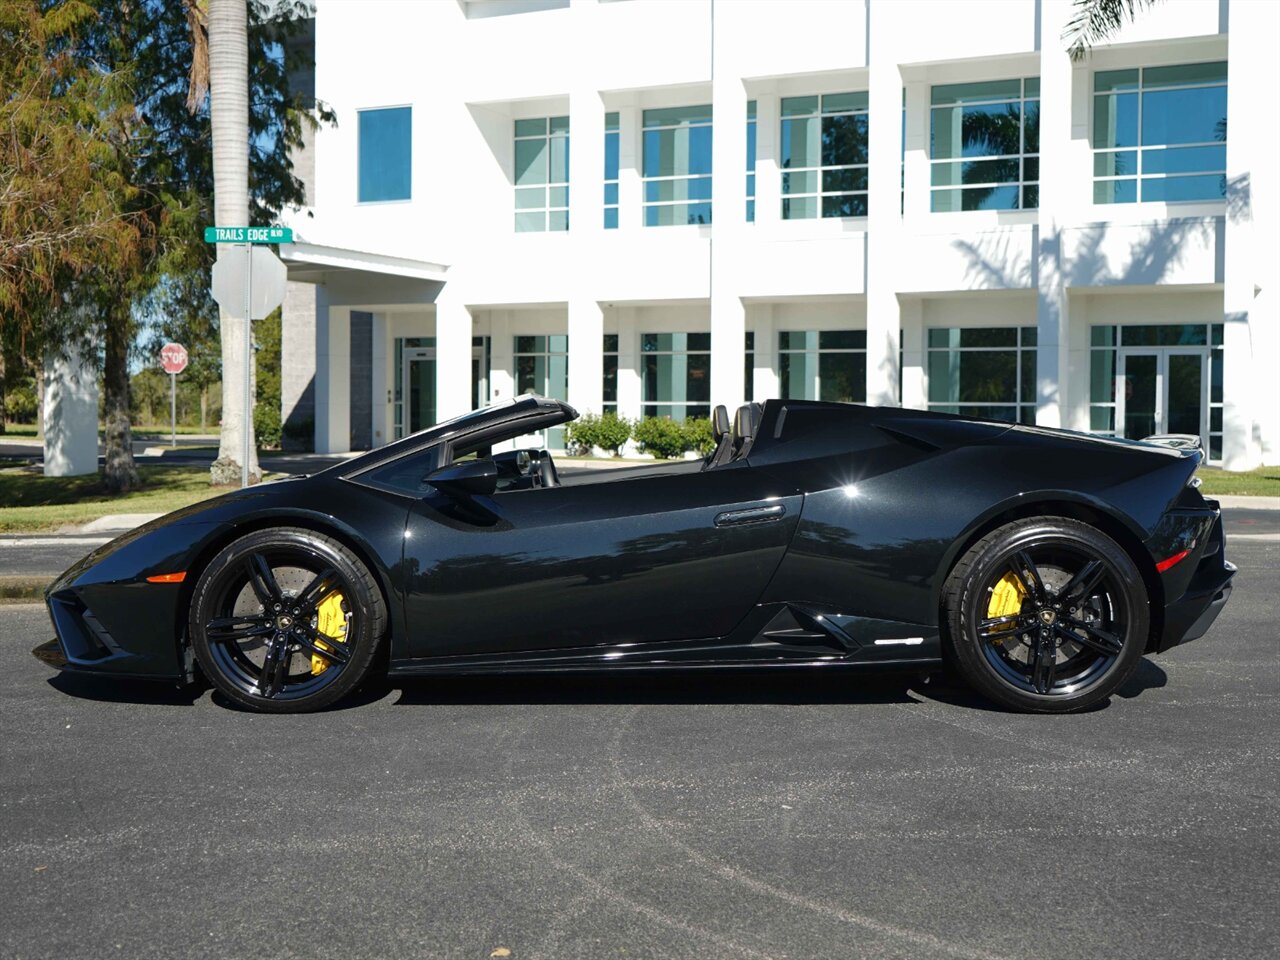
[1117,349,1207,444]
[404,347,436,435]
[1165,350,1206,438]
[1117,351,1160,440]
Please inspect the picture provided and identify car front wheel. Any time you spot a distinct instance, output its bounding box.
[189,527,386,713]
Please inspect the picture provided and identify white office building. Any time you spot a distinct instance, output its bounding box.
[277,0,1279,469]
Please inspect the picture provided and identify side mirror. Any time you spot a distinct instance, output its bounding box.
[425,458,499,497]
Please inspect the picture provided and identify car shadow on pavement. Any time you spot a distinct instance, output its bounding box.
[45,658,1170,713]
[389,668,936,708]
[47,672,207,706]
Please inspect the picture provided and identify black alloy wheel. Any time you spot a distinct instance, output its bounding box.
[190,527,386,713]
[944,517,1148,713]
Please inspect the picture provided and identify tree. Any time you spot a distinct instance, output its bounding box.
[202,0,258,484]
[1063,0,1163,61]
[61,0,326,488]
[184,0,329,484]
[0,1,154,488]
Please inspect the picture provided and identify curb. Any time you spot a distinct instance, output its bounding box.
[1213,495,1280,511]
[0,575,52,604]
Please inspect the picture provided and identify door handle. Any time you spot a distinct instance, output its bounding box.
[714,504,786,527]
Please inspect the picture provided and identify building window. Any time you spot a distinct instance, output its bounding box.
[927,327,1037,423]
[358,106,412,203]
[641,332,710,420]
[1093,62,1227,204]
[642,105,712,226]
[1089,324,1224,460]
[604,112,619,229]
[514,335,569,447]
[780,92,868,219]
[515,116,569,232]
[930,79,1039,212]
[778,331,866,403]
[603,333,619,412]
[746,101,757,222]
[744,331,754,402]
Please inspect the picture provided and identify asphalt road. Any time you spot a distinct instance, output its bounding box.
[1,539,1276,959]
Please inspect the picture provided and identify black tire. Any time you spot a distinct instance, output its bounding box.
[189,527,387,713]
[942,517,1148,713]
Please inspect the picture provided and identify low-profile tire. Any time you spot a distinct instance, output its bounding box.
[942,516,1149,713]
[189,527,386,713]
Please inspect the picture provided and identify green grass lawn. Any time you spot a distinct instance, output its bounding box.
[1196,465,1280,498]
[0,464,235,533]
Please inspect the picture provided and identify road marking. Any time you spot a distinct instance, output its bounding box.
[1229,533,1280,541]
[0,538,111,548]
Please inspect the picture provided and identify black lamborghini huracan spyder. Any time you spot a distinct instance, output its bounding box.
[35,395,1234,713]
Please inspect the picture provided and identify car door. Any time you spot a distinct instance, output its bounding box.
[399,463,802,659]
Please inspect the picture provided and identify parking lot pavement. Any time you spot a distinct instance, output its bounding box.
[2,545,1276,960]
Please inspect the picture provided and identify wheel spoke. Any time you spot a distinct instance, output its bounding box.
[294,632,351,665]
[206,615,273,643]
[258,633,291,698]
[1010,551,1046,604]
[1061,560,1106,602]
[977,614,1023,639]
[1030,635,1057,694]
[1059,620,1124,657]
[245,554,282,607]
[296,567,340,610]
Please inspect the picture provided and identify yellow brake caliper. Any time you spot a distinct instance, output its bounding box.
[986,572,1027,644]
[310,591,349,675]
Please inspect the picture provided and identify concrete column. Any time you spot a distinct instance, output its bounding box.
[900,298,926,409]
[280,280,317,451]
[710,48,748,412]
[370,313,390,447]
[865,5,903,407]
[752,304,778,401]
[489,311,514,404]
[568,298,604,415]
[1221,0,1273,469]
[1034,0,1074,428]
[754,94,781,227]
[902,80,930,222]
[616,307,642,422]
[617,105,642,231]
[435,299,473,422]
[315,305,350,454]
[569,83,605,240]
[42,345,98,477]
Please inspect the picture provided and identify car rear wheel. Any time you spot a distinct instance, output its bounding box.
[943,517,1148,713]
[189,527,386,713]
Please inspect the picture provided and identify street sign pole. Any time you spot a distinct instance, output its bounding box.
[205,226,291,489]
[159,342,188,450]
[242,243,253,488]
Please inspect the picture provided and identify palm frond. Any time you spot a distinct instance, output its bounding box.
[1063,0,1163,62]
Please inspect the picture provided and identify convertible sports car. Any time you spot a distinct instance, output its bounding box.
[35,394,1235,714]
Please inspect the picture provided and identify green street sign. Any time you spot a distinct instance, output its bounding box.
[203,225,293,244]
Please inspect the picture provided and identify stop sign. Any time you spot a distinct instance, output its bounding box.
[160,342,189,375]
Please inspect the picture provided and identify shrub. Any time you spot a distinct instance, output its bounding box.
[567,411,634,456]
[632,416,687,459]
[593,411,633,456]
[565,413,600,456]
[681,417,715,457]
[253,402,282,450]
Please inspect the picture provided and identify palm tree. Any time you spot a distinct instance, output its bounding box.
[1063,0,1163,61]
[203,0,260,485]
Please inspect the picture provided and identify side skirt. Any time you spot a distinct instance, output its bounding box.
[389,602,942,677]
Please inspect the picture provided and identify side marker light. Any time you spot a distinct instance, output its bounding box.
[1155,549,1191,573]
[145,572,187,584]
